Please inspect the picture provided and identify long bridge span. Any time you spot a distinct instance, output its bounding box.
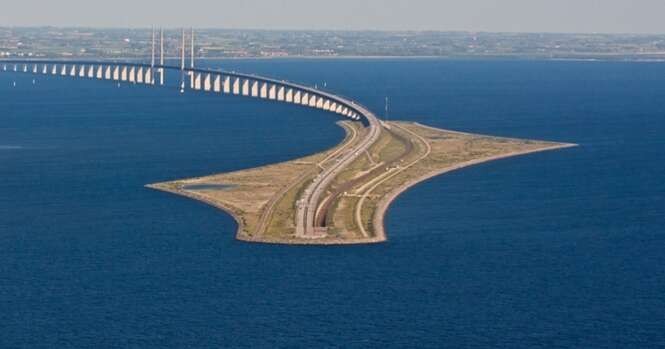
[1,57,383,238]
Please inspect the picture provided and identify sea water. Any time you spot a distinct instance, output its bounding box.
[1,59,664,348]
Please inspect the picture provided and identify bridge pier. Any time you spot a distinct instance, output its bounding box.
[194,73,202,90]
[260,83,268,99]
[223,76,231,94]
[144,68,152,84]
[242,79,250,96]
[214,75,221,92]
[129,66,136,83]
[286,89,294,103]
[277,86,285,101]
[232,78,240,95]
[251,81,259,97]
[204,74,211,92]
[137,67,144,83]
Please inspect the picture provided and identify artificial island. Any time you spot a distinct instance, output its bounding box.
[2,29,577,245]
[148,121,575,245]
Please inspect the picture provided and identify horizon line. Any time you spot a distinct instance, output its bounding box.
[2,25,665,37]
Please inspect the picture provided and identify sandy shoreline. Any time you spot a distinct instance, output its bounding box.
[371,142,578,243]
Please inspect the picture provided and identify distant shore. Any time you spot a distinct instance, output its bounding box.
[6,55,665,63]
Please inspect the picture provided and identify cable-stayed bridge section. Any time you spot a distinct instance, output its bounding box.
[1,44,383,239]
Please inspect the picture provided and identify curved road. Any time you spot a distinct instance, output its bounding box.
[296,104,383,238]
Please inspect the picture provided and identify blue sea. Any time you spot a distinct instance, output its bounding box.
[1,59,664,348]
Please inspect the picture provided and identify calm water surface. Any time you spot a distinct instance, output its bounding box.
[1,59,664,348]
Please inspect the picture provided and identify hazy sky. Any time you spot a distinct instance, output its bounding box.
[2,0,664,34]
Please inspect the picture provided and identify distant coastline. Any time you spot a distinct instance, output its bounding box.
[5,27,665,63]
[6,56,665,63]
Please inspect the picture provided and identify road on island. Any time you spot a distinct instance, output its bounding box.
[254,122,359,237]
[295,101,383,238]
[354,123,432,238]
[313,126,413,228]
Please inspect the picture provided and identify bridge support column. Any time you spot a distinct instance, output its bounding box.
[144,68,152,84]
[194,73,202,90]
[137,67,144,83]
[286,89,294,103]
[269,85,277,100]
[277,86,285,101]
[242,79,250,96]
[214,75,221,92]
[223,76,231,94]
[302,93,309,106]
[251,81,259,97]
[260,83,268,99]
[232,78,240,95]
[204,74,211,91]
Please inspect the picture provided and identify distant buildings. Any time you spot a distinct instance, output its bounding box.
[2,27,665,60]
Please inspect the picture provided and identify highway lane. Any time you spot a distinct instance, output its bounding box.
[296,103,383,238]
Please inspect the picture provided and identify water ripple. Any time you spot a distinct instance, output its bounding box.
[0,145,23,150]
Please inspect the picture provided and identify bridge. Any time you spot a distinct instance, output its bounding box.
[0,28,383,239]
